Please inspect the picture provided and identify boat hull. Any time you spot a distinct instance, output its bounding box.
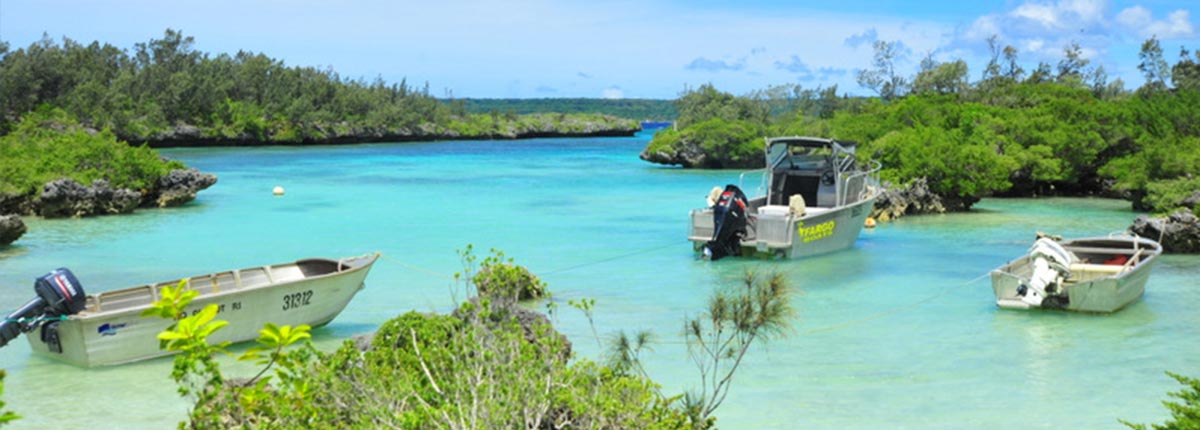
[990,237,1161,313]
[26,254,376,367]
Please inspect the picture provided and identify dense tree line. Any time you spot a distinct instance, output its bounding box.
[459,98,675,121]
[643,37,1200,215]
[0,30,637,146]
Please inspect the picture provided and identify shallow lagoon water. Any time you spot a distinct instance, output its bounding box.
[1,131,1198,429]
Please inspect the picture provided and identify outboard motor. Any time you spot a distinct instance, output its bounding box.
[703,184,749,261]
[0,268,87,349]
[1017,238,1076,308]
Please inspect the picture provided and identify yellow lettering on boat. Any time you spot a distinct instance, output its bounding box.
[796,220,836,243]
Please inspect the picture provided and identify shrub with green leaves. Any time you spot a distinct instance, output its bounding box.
[471,249,546,302]
[0,106,183,197]
[1122,372,1200,430]
[0,370,17,428]
[142,248,698,430]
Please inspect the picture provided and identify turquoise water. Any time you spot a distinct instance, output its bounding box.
[1,131,1198,429]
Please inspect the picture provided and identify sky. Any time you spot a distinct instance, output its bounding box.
[2,0,1199,99]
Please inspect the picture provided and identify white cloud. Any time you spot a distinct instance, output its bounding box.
[1012,3,1062,29]
[965,15,1002,41]
[1118,7,1195,39]
[1116,6,1152,28]
[1062,0,1106,25]
[601,87,623,99]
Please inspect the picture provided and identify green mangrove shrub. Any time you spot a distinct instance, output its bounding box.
[0,370,17,428]
[0,106,183,197]
[1122,372,1200,430]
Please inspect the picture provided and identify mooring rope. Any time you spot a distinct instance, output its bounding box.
[373,240,991,340]
[375,239,685,280]
[556,271,991,346]
[799,272,990,335]
[540,240,685,275]
[377,253,455,279]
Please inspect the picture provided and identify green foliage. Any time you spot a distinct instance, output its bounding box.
[0,370,18,427]
[0,106,182,196]
[684,270,795,426]
[646,42,1200,211]
[912,58,969,96]
[678,119,763,168]
[1144,177,1200,215]
[139,247,700,429]
[675,84,768,128]
[141,279,312,429]
[1122,372,1200,430]
[856,40,909,101]
[469,248,547,301]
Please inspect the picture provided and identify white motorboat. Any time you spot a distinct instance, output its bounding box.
[0,254,377,367]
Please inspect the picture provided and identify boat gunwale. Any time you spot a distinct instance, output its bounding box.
[70,253,379,320]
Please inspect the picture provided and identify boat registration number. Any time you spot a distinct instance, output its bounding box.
[283,290,314,311]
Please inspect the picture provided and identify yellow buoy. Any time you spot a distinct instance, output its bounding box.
[864,217,877,228]
[272,186,285,196]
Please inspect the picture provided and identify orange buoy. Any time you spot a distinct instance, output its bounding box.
[864,217,877,228]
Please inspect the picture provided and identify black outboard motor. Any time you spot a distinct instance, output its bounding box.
[703,184,749,261]
[0,268,87,349]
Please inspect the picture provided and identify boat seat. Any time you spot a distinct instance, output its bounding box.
[1068,263,1127,275]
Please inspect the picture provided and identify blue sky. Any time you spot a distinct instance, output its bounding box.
[2,0,1199,99]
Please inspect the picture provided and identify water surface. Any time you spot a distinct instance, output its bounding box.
[1,132,1197,429]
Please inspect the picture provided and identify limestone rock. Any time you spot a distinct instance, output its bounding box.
[0,214,26,245]
[870,178,949,222]
[1130,209,1200,253]
[37,179,143,218]
[152,169,218,207]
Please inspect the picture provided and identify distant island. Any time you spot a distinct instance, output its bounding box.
[456,98,675,123]
[0,30,644,149]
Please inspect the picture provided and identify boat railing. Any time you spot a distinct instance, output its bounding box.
[836,160,882,206]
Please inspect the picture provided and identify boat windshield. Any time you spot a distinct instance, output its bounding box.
[779,145,832,170]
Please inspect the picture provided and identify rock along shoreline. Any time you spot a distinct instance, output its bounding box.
[0,169,217,246]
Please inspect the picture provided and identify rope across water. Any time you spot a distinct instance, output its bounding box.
[373,241,992,342]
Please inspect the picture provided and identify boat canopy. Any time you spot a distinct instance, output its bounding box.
[766,137,856,169]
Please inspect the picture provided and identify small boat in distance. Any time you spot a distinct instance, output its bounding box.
[688,136,881,260]
[0,254,378,367]
[990,235,1161,313]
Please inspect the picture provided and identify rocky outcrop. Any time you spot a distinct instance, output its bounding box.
[870,178,982,222]
[1130,209,1200,253]
[870,178,941,221]
[0,214,26,245]
[638,139,759,169]
[149,169,218,207]
[37,179,142,218]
